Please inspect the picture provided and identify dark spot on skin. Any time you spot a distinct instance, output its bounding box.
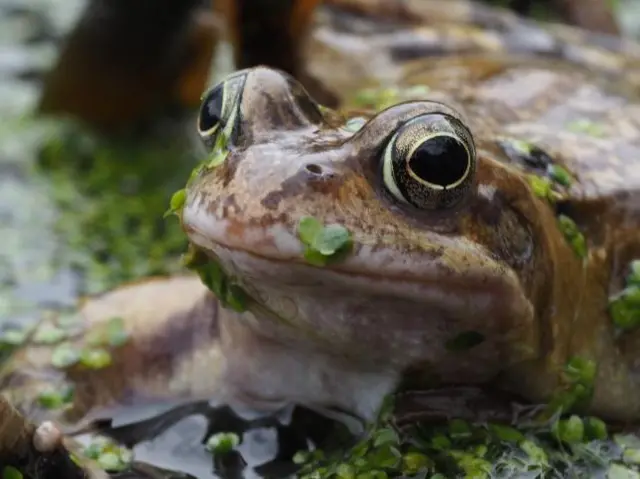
[220,152,241,188]
[390,42,471,62]
[260,163,340,210]
[305,163,323,175]
[469,190,504,228]
[496,139,554,172]
[469,190,534,268]
[221,194,239,218]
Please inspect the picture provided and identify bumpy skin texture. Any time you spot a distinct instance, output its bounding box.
[2,5,640,432]
[182,64,640,422]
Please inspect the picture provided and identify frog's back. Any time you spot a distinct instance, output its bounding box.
[455,63,640,303]
[464,64,640,207]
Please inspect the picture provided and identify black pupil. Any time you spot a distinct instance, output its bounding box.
[408,135,468,187]
[199,84,224,131]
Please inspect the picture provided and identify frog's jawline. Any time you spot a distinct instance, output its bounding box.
[181,199,521,297]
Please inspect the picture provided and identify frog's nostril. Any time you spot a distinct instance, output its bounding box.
[305,163,324,175]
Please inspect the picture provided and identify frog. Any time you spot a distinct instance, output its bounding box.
[177,63,640,424]
[5,54,640,440]
[3,0,640,474]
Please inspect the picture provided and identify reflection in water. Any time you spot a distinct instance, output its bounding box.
[72,400,354,478]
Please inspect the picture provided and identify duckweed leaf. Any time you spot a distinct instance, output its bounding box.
[585,417,608,441]
[629,260,640,287]
[567,119,606,137]
[547,164,573,187]
[445,331,485,351]
[97,453,122,471]
[164,188,186,218]
[51,343,80,368]
[558,215,587,258]
[448,419,472,440]
[105,317,129,347]
[488,424,525,443]
[207,149,228,168]
[609,287,640,330]
[553,415,584,444]
[607,464,640,479]
[372,428,398,448]
[205,432,240,455]
[519,439,549,467]
[80,348,112,369]
[565,356,597,385]
[33,324,67,344]
[0,328,27,346]
[298,217,353,265]
[225,284,248,313]
[529,175,553,199]
[37,385,74,409]
[2,467,22,479]
[401,452,431,474]
[314,224,352,256]
[303,247,329,266]
[298,216,323,245]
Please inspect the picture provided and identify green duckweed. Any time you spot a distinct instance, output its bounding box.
[547,164,573,187]
[2,467,22,479]
[37,384,74,410]
[51,343,81,368]
[164,188,186,218]
[628,260,640,287]
[298,216,353,266]
[353,85,431,111]
[610,261,640,331]
[83,436,133,473]
[529,175,554,200]
[296,385,640,479]
[32,324,67,344]
[540,356,596,420]
[557,214,588,258]
[566,119,606,137]
[205,432,241,455]
[86,316,129,348]
[50,342,114,370]
[183,245,248,312]
[610,287,640,330]
[80,347,112,369]
[0,328,28,346]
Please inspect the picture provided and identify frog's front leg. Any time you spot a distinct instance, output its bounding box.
[2,276,224,425]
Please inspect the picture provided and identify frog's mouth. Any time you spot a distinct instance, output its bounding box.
[182,200,533,326]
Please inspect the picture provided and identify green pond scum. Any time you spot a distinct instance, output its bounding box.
[33,118,195,297]
[298,216,354,266]
[183,244,249,312]
[83,435,133,473]
[609,259,640,331]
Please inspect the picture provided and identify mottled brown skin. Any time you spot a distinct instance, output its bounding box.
[177,64,640,423]
[303,0,640,106]
[3,1,640,437]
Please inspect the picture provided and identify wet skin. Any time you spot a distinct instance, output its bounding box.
[181,64,640,423]
[3,52,640,443]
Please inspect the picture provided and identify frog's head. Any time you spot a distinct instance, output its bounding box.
[182,67,550,382]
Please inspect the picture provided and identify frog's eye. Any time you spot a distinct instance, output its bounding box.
[382,113,475,209]
[197,72,247,149]
[198,83,224,135]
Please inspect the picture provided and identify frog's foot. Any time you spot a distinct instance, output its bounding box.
[1,275,224,427]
